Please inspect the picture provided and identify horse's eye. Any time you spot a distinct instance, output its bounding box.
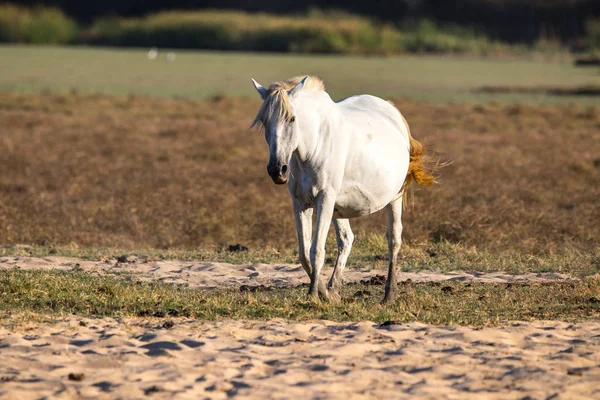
[290,116,296,123]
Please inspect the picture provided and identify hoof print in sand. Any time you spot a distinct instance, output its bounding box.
[68,372,85,381]
[140,341,182,357]
[144,385,162,395]
[180,339,205,348]
[92,381,117,392]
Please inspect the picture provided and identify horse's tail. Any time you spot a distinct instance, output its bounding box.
[398,112,441,207]
[386,101,442,205]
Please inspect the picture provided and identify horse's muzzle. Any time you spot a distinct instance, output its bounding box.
[271,175,288,185]
[267,164,289,185]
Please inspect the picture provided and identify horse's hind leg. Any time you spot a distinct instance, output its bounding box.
[309,191,336,300]
[328,219,354,300]
[383,197,403,305]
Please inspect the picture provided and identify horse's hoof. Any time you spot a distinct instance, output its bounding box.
[327,290,341,303]
[318,282,330,301]
[307,290,320,300]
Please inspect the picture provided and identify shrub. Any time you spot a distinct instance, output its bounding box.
[0,4,78,44]
[0,6,558,56]
[85,11,520,56]
[585,18,600,52]
[398,19,510,56]
[85,10,392,54]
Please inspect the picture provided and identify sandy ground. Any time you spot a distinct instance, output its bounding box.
[0,256,579,289]
[1,317,599,399]
[0,257,598,399]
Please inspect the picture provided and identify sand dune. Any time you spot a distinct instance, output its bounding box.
[0,316,599,399]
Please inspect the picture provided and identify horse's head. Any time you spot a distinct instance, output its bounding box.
[250,77,308,185]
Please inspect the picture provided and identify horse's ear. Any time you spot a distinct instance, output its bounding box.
[288,76,307,98]
[251,78,269,100]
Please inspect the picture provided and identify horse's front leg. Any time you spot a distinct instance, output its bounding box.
[292,200,328,298]
[309,191,336,299]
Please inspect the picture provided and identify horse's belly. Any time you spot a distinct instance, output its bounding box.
[333,182,400,219]
[334,185,376,218]
[334,153,408,218]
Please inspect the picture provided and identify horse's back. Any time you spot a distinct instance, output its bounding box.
[336,94,410,144]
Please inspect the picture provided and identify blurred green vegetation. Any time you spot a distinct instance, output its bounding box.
[586,18,600,52]
[81,10,527,56]
[86,10,380,54]
[2,4,600,55]
[0,4,78,44]
[396,19,517,56]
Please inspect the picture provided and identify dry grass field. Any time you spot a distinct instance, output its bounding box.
[1,92,599,256]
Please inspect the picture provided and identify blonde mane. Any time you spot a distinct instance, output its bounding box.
[251,76,325,129]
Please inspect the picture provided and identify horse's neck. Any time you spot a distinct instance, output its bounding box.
[294,94,338,167]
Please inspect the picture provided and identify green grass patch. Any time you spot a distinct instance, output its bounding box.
[0,45,597,104]
[1,269,599,326]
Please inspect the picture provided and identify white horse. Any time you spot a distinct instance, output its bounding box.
[251,76,436,304]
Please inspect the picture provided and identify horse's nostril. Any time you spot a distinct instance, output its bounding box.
[281,165,288,175]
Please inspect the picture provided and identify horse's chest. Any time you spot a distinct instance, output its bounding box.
[288,173,318,206]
